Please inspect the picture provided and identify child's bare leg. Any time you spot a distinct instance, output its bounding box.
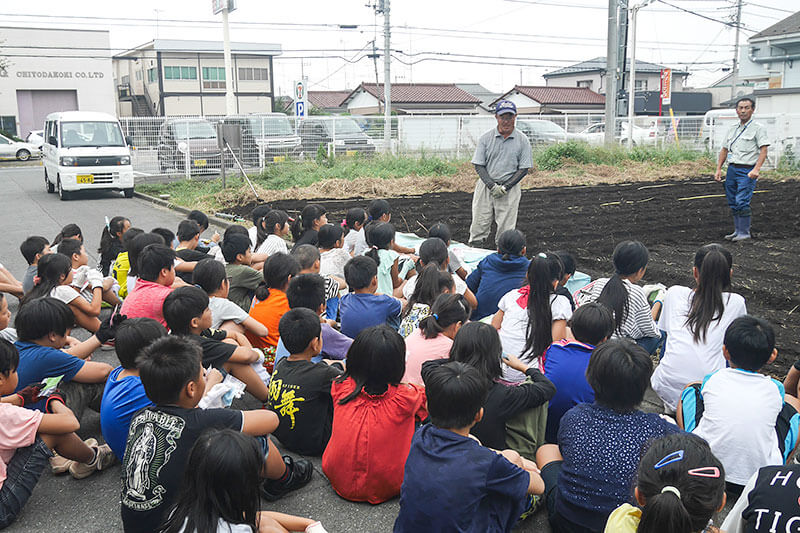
[261,438,288,480]
[257,516,288,533]
[785,366,800,399]
[220,321,246,335]
[225,362,268,402]
[72,307,101,333]
[259,511,316,533]
[39,432,94,464]
[535,444,563,469]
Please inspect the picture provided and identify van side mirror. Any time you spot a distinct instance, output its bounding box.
[48,136,57,146]
[125,135,133,146]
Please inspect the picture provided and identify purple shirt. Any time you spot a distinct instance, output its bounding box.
[275,323,353,364]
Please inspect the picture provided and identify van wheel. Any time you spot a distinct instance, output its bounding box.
[16,149,31,161]
[44,170,55,193]
[57,177,71,201]
[123,187,134,199]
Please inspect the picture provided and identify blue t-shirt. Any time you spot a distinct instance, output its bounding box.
[542,340,596,444]
[394,424,530,533]
[555,403,681,530]
[100,366,153,460]
[466,253,529,321]
[339,292,402,339]
[14,341,85,412]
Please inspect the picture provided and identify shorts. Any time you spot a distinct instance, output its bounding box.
[255,436,270,461]
[540,460,599,533]
[0,438,53,529]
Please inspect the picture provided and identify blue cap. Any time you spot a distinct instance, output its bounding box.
[495,100,517,115]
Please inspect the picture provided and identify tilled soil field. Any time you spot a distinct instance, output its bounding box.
[233,178,800,376]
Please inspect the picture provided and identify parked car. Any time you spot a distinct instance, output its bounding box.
[700,109,737,150]
[26,130,44,149]
[296,118,376,158]
[219,113,301,166]
[517,119,568,146]
[157,118,221,173]
[0,133,41,161]
[574,121,657,146]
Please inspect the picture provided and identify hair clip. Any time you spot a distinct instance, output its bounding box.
[432,313,439,320]
[687,467,720,478]
[538,252,547,258]
[654,450,684,469]
[340,219,347,228]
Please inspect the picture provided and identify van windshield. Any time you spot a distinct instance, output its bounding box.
[61,122,125,148]
[247,117,293,136]
[325,119,363,135]
[173,121,217,139]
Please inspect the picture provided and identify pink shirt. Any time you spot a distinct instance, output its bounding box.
[120,279,173,327]
[0,403,43,489]
[402,329,453,387]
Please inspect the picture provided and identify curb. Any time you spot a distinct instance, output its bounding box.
[132,191,239,229]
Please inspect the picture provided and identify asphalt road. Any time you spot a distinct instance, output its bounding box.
[0,162,551,532]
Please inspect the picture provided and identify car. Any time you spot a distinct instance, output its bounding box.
[0,133,41,161]
[516,119,568,146]
[26,130,44,149]
[574,121,657,146]
[157,118,221,173]
[219,113,301,166]
[296,117,376,158]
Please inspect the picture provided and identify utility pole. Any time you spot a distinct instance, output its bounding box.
[604,0,620,145]
[382,0,392,153]
[731,0,743,100]
[627,0,656,149]
[221,5,236,115]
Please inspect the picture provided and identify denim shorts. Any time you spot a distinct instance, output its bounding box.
[0,437,53,529]
[255,436,270,461]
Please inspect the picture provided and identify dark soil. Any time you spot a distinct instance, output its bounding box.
[232,178,800,377]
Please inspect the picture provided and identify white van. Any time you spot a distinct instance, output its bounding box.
[42,111,134,200]
[701,108,737,149]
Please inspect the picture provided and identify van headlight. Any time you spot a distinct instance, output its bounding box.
[177,142,188,153]
[119,155,131,165]
[59,156,77,166]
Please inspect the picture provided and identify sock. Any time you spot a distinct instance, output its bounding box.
[89,447,98,465]
[277,464,291,483]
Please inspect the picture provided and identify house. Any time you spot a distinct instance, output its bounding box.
[698,72,755,108]
[490,86,605,114]
[113,39,281,117]
[341,83,482,115]
[307,90,350,114]
[543,57,688,95]
[455,83,502,113]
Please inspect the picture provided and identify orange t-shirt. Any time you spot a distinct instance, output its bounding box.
[246,289,288,349]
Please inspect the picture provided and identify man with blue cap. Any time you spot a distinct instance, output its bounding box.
[468,99,533,247]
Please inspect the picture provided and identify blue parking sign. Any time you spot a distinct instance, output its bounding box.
[295,101,306,118]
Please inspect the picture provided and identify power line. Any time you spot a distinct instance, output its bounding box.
[657,0,756,31]
[743,1,793,13]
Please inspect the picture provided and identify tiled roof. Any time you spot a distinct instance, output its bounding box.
[750,11,800,40]
[308,91,351,109]
[544,57,687,77]
[499,86,606,105]
[347,83,482,104]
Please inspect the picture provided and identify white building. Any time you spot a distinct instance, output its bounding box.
[113,39,281,117]
[543,57,688,95]
[0,26,115,137]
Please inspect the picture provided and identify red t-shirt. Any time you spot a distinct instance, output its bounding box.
[245,289,288,349]
[321,377,427,504]
[119,279,173,327]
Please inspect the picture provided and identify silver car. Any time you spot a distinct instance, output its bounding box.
[0,133,41,161]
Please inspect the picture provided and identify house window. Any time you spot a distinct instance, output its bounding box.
[577,80,593,89]
[164,66,197,80]
[238,67,270,82]
[121,75,130,85]
[0,116,17,136]
[202,67,227,89]
[147,67,157,83]
[135,71,142,81]
[634,79,648,91]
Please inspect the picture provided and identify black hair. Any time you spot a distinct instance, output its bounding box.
[221,233,251,264]
[98,216,130,256]
[364,221,395,266]
[56,238,83,262]
[138,335,203,404]
[724,315,775,371]
[138,244,177,282]
[223,224,248,239]
[318,224,344,249]
[256,209,289,250]
[0,339,19,376]
[597,241,649,335]
[19,236,49,265]
[367,199,391,221]
[250,203,272,225]
[150,227,175,248]
[428,222,451,245]
[403,265,454,319]
[193,258,226,295]
[187,210,210,231]
[554,250,576,276]
[336,325,406,404]
[115,318,168,369]
[449,321,503,381]
[345,207,367,230]
[290,204,326,242]
[685,244,733,343]
[344,256,377,291]
[286,273,326,312]
[15,297,75,341]
[522,253,563,359]
[278,308,322,354]
[254,253,300,301]
[163,286,209,335]
[422,360,489,429]
[122,228,145,251]
[290,244,320,270]
[497,229,526,260]
[418,237,448,268]
[160,429,263,533]
[22,253,72,303]
[586,339,653,411]
[128,233,166,277]
[636,433,725,533]
[177,219,202,243]
[52,223,82,245]
[569,302,615,346]
[419,293,470,340]
[736,97,755,110]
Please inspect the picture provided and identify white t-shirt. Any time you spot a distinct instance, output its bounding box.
[319,248,352,280]
[693,368,784,485]
[255,234,288,257]
[402,270,468,300]
[248,225,258,250]
[211,245,226,265]
[209,296,249,329]
[651,285,747,411]
[344,228,368,257]
[179,517,253,533]
[49,285,80,304]
[497,288,572,382]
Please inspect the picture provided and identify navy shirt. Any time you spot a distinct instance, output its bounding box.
[395,424,530,533]
[542,340,596,443]
[339,292,402,339]
[466,253,529,321]
[14,340,85,411]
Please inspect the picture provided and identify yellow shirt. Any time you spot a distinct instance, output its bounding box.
[604,503,641,533]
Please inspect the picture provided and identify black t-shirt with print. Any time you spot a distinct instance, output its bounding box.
[190,329,237,369]
[175,248,213,283]
[267,358,342,456]
[120,405,243,533]
[739,465,800,532]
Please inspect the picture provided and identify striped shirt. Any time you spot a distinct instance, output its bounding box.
[584,277,658,339]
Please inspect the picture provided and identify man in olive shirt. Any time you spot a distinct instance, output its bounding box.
[714,97,769,241]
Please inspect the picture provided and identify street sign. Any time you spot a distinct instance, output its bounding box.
[294,79,307,118]
[660,68,672,106]
[295,81,305,101]
[212,0,236,14]
[295,101,306,118]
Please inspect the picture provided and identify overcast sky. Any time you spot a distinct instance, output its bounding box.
[2,0,797,96]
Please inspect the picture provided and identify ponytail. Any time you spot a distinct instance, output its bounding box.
[22,253,72,304]
[522,253,562,358]
[364,221,395,267]
[636,490,694,533]
[52,223,83,246]
[403,265,454,318]
[597,241,649,335]
[256,210,289,250]
[98,216,129,255]
[291,204,326,242]
[419,293,470,339]
[254,253,300,302]
[685,244,733,342]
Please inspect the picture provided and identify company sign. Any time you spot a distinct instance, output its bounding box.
[14,70,105,79]
[660,68,671,106]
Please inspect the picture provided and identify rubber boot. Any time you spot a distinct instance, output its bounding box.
[724,215,739,240]
[732,215,751,241]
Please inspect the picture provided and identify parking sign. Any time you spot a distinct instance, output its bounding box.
[295,101,306,118]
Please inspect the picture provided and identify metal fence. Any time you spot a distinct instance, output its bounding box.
[120,112,798,182]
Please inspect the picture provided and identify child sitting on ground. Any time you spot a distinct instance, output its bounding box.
[121,336,313,533]
[554,250,577,311]
[365,221,405,297]
[318,223,352,281]
[19,235,50,294]
[247,203,272,249]
[222,233,264,312]
[291,244,343,311]
[367,199,416,255]
[427,222,468,281]
[120,243,176,327]
[342,207,368,256]
[542,302,614,444]
[186,209,220,253]
[395,361,544,533]
[174,220,213,283]
[98,216,131,276]
[399,265,454,338]
[402,237,476,308]
[678,315,800,495]
[111,227,144,299]
[50,223,83,254]
[0,339,114,529]
[59,237,121,307]
[291,204,328,249]
[123,232,168,296]
[722,460,800,532]
[323,326,427,504]
[535,339,680,533]
[266,308,343,456]
[466,229,530,321]
[255,209,291,257]
[339,256,403,339]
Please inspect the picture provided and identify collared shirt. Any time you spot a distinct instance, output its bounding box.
[471,127,533,184]
[725,120,769,166]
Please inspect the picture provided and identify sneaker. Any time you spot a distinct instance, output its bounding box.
[519,494,542,521]
[70,443,115,479]
[50,438,96,474]
[724,230,738,241]
[305,522,329,533]
[259,455,313,501]
[100,339,116,351]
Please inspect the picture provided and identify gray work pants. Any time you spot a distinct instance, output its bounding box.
[468,180,521,243]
